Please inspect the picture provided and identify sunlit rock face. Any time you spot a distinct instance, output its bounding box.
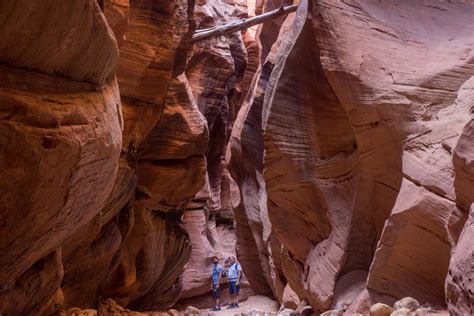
[69,0,209,311]
[0,0,208,314]
[445,82,474,315]
[0,1,122,314]
[230,0,474,314]
[1,0,474,314]
[311,1,473,313]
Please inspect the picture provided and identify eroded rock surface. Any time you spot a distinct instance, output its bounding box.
[179,0,260,305]
[446,89,474,314]
[0,1,121,314]
[92,0,208,311]
[1,0,206,314]
[1,0,474,314]
[231,0,474,314]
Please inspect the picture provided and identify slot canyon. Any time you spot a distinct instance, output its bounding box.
[0,0,473,315]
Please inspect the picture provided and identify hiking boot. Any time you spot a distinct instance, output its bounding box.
[233,303,240,308]
[210,306,220,311]
[227,304,234,309]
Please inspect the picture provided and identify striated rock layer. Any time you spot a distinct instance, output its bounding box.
[61,0,209,311]
[231,0,474,314]
[0,0,122,314]
[177,0,261,306]
[1,0,208,314]
[1,0,474,314]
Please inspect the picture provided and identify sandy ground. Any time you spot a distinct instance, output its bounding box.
[198,295,279,316]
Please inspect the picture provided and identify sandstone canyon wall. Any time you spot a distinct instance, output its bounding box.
[179,0,257,307]
[1,0,474,315]
[1,0,207,314]
[0,1,122,314]
[232,0,474,314]
[0,0,257,314]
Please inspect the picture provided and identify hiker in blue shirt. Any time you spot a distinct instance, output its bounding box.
[210,255,224,311]
[226,256,242,309]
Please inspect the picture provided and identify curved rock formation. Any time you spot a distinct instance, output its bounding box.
[1,0,207,313]
[92,0,209,310]
[0,1,122,314]
[178,0,260,306]
[1,0,474,314]
[446,205,474,315]
[446,80,474,314]
[230,0,474,313]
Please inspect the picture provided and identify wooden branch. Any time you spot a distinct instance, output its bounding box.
[192,4,298,42]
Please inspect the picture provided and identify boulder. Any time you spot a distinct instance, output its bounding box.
[185,306,201,314]
[370,303,394,316]
[393,297,420,312]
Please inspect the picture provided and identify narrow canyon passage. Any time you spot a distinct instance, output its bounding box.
[0,1,473,316]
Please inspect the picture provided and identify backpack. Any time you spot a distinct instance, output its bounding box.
[230,263,240,272]
[221,269,228,284]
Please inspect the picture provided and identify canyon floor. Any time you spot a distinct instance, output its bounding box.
[197,295,280,316]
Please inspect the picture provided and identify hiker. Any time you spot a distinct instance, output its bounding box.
[227,256,242,309]
[210,255,224,311]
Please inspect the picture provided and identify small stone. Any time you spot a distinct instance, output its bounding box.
[393,297,420,311]
[370,303,394,316]
[279,308,297,316]
[185,306,200,314]
[83,309,98,316]
[296,304,313,316]
[335,302,349,311]
[391,307,412,316]
[168,308,180,316]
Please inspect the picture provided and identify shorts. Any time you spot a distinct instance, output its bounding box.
[229,280,240,295]
[212,283,220,299]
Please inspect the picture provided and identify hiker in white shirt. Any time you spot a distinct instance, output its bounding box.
[226,256,242,309]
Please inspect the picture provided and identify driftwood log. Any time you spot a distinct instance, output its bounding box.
[192,4,298,42]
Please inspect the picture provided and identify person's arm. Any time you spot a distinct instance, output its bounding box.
[217,269,222,288]
[236,265,242,285]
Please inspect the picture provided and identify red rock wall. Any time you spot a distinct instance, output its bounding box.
[0,0,208,314]
[1,0,474,314]
[62,0,208,311]
[0,0,261,314]
[446,80,474,314]
[230,0,474,314]
[178,0,259,306]
[0,1,122,314]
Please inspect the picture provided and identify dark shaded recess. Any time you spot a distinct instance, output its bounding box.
[152,209,184,223]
